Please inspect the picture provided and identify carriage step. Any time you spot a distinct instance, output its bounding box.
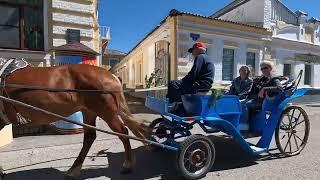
[250,145,267,154]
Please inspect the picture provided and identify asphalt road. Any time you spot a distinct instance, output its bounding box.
[0,99,319,180]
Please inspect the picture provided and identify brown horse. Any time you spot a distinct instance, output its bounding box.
[0,64,148,177]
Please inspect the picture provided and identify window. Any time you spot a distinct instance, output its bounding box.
[155,40,169,85]
[246,52,256,76]
[283,64,292,77]
[0,0,44,50]
[109,58,118,67]
[304,64,312,85]
[222,48,234,81]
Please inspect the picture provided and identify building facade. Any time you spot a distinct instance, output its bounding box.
[112,0,320,88]
[212,0,320,87]
[102,49,126,70]
[0,0,102,66]
[112,10,272,89]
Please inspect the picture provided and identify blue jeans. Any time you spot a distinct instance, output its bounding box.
[166,80,195,103]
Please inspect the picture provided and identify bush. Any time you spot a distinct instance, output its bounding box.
[145,69,162,88]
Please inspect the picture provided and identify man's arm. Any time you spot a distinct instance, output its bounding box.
[181,55,204,84]
[264,78,283,97]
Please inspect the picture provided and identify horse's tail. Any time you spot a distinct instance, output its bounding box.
[118,91,148,140]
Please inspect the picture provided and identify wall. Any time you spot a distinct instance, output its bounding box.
[219,0,265,26]
[112,20,171,88]
[176,15,270,83]
[48,0,100,53]
[272,38,320,87]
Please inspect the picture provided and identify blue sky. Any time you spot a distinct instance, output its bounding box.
[99,0,320,53]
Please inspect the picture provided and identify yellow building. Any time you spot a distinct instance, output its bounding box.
[111,9,272,89]
[0,0,102,66]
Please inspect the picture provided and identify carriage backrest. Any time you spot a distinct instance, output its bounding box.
[181,94,215,116]
[210,95,242,115]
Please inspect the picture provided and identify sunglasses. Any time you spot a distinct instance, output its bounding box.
[260,67,269,71]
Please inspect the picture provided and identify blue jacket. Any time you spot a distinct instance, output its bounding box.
[181,53,215,92]
[228,76,253,100]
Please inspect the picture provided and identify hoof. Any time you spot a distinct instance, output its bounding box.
[64,175,76,180]
[0,168,5,180]
[120,167,132,174]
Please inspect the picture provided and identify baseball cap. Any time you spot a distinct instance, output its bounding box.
[188,42,207,53]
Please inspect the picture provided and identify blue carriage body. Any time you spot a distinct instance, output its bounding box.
[145,88,311,155]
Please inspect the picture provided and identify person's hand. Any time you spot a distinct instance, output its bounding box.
[258,88,265,98]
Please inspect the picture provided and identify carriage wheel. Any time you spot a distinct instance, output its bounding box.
[176,135,215,180]
[147,118,173,151]
[275,106,310,156]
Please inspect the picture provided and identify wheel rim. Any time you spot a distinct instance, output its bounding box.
[277,107,310,156]
[182,140,212,176]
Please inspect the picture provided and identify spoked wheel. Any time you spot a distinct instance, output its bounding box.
[177,135,215,180]
[147,118,174,151]
[275,106,310,156]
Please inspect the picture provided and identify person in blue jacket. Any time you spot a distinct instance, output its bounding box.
[227,66,253,100]
[166,42,215,104]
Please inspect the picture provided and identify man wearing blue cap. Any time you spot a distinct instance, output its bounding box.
[166,42,215,106]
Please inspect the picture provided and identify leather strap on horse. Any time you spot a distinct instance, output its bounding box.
[0,59,14,125]
[0,83,168,93]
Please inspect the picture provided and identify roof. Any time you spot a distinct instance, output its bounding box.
[171,9,268,30]
[54,42,100,55]
[116,9,270,70]
[211,0,250,18]
[104,49,127,56]
[211,0,298,22]
[309,17,320,23]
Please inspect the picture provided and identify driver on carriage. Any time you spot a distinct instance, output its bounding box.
[166,42,215,110]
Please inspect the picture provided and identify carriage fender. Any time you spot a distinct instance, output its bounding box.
[278,88,311,110]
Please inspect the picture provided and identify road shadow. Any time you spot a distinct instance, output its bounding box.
[4,136,262,180]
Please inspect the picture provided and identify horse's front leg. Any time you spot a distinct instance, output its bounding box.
[66,112,97,178]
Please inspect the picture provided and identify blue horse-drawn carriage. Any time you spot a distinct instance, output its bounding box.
[145,71,311,179]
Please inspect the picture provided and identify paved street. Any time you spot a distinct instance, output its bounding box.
[0,97,320,180]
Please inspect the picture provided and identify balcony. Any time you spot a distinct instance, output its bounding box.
[100,26,110,40]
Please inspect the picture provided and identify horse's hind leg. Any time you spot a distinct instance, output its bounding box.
[101,113,134,174]
[66,110,97,178]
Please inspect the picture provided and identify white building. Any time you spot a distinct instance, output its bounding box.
[212,0,320,87]
[112,0,320,88]
[0,0,102,67]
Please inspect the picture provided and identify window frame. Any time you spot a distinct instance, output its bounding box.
[246,51,257,77]
[304,64,312,86]
[0,1,44,51]
[109,58,119,68]
[222,48,235,81]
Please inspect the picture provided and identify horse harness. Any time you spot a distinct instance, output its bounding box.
[0,58,30,125]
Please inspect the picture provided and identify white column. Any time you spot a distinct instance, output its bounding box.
[209,38,223,82]
[236,43,246,77]
[313,64,320,87]
[43,0,49,52]
[257,48,264,76]
[294,61,305,86]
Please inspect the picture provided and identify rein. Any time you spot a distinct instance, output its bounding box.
[0,83,168,93]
